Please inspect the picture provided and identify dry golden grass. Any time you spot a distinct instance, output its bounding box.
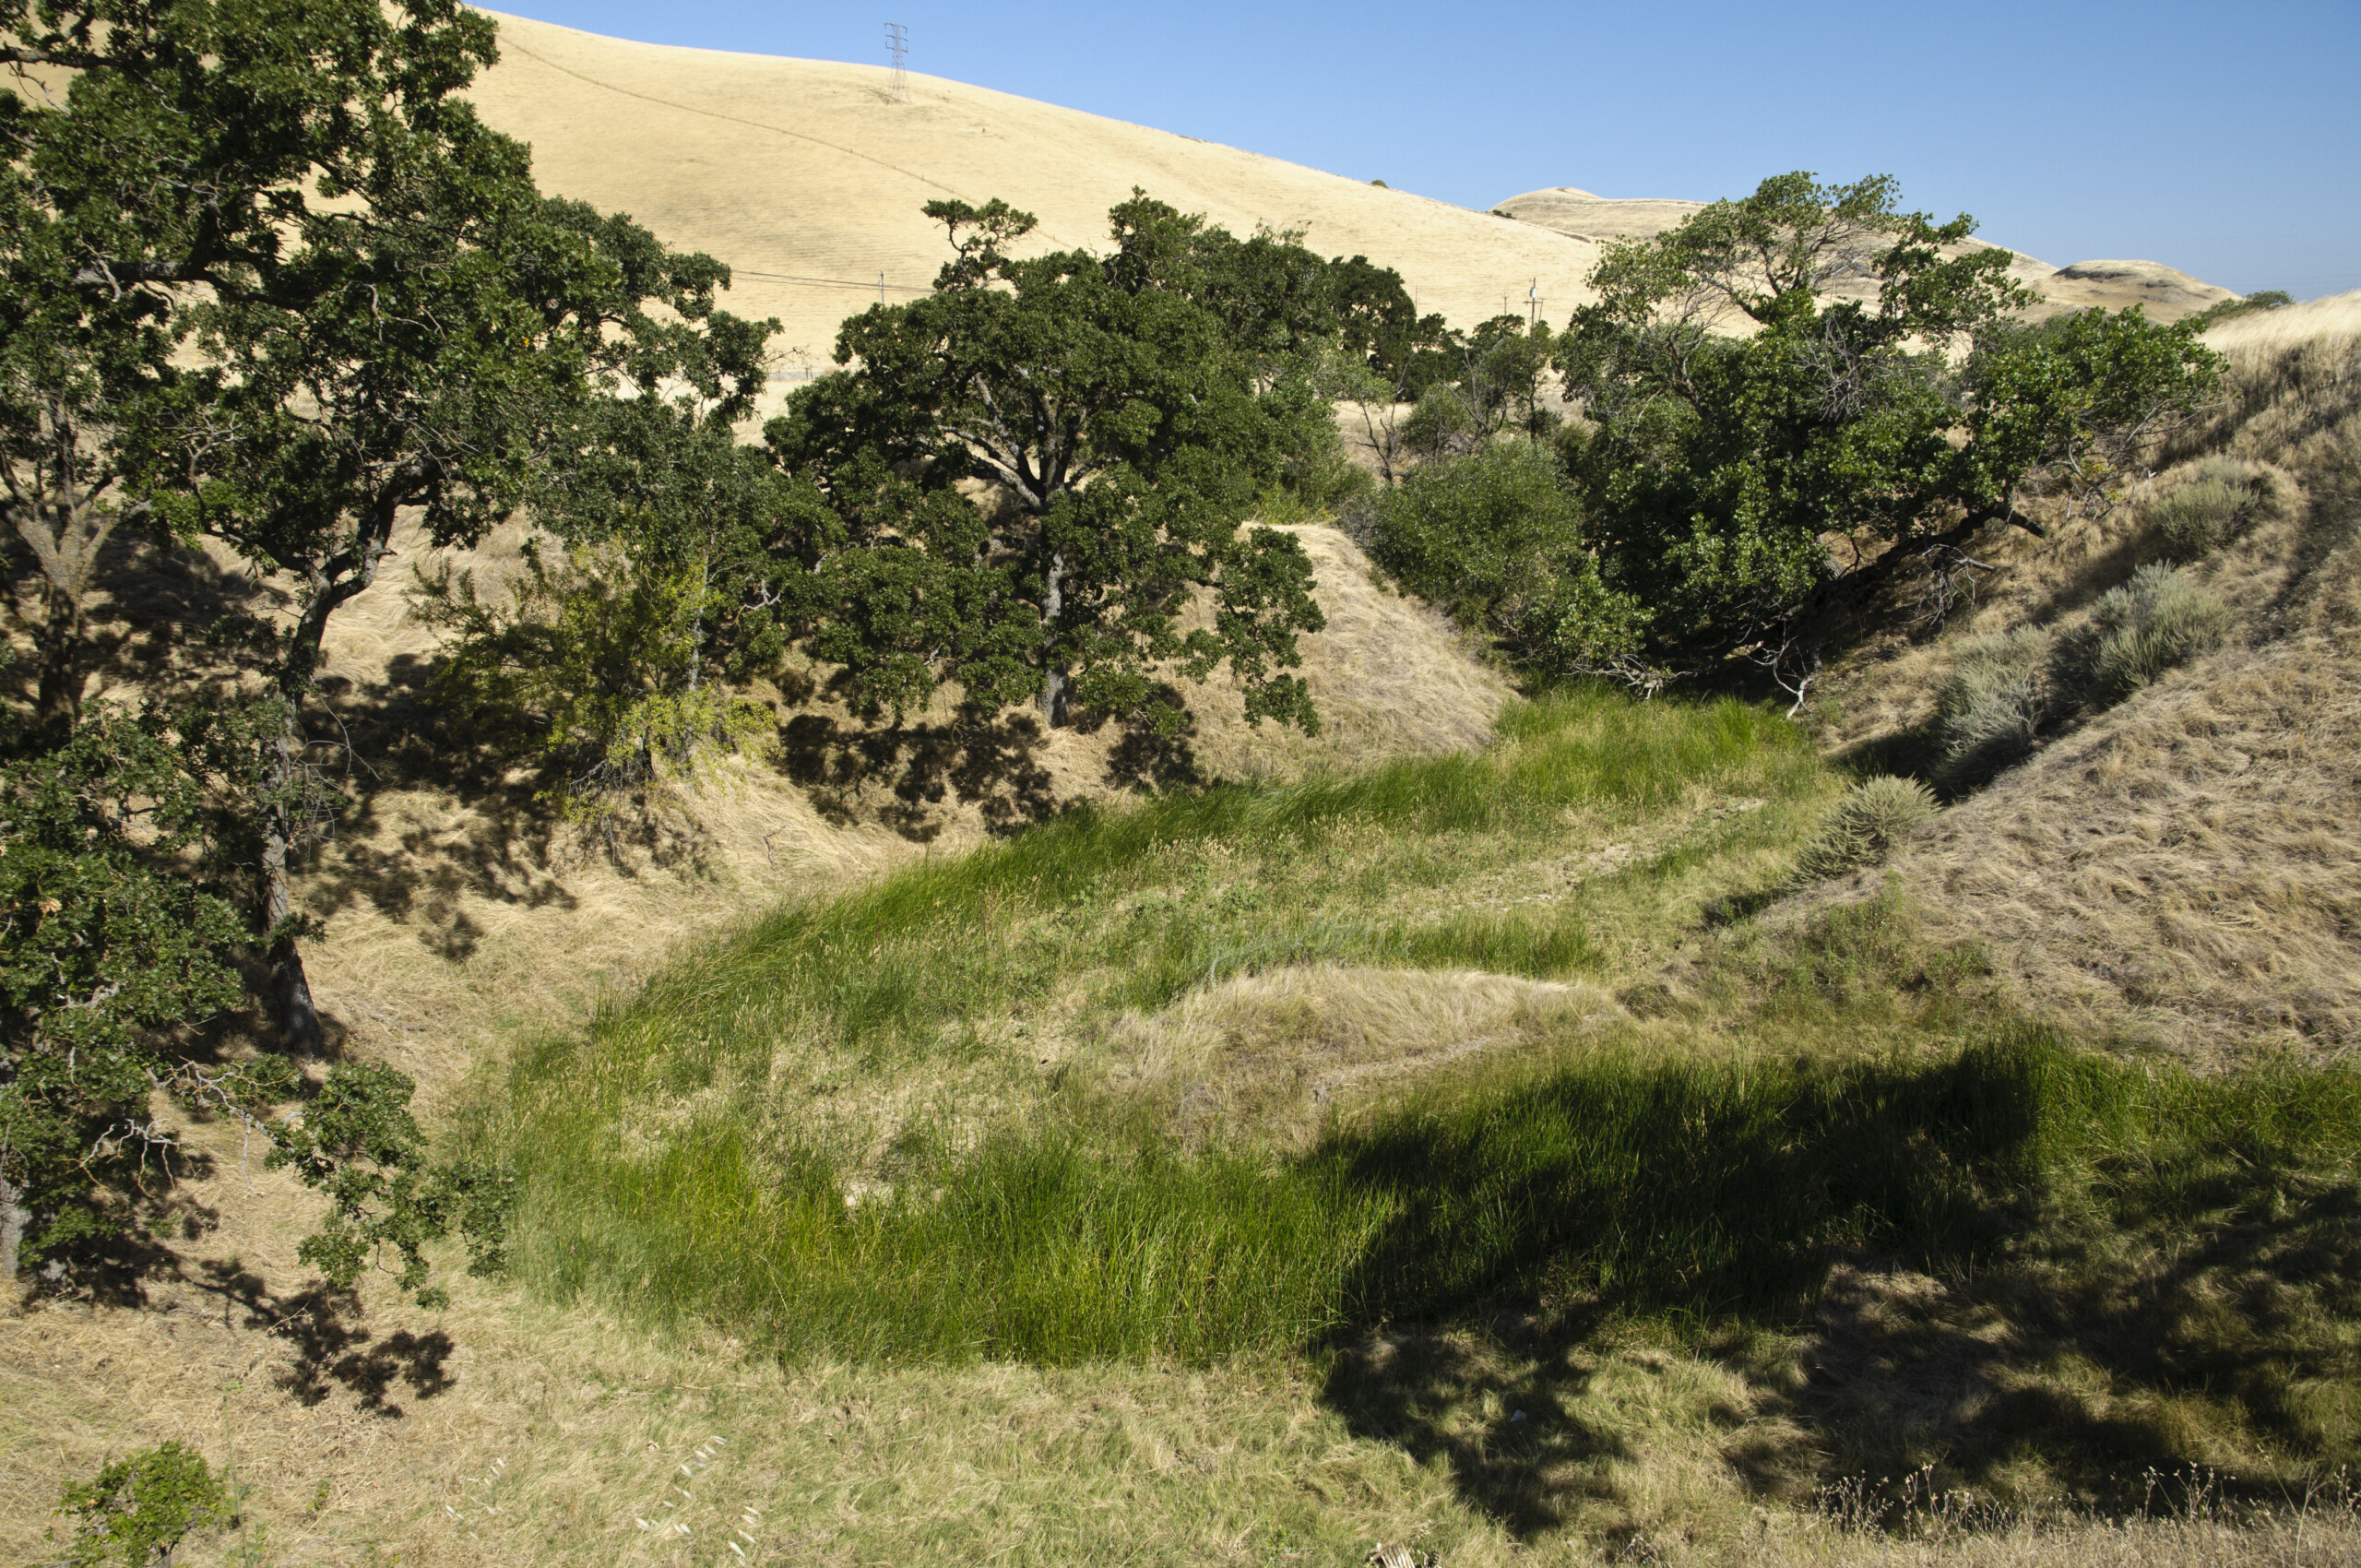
[465,11,1611,410]
[2201,290,2361,361]
[1800,292,2361,1063]
[1182,526,1514,782]
[1103,966,1621,1150]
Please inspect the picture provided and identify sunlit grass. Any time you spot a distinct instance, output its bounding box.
[488,681,2361,1494]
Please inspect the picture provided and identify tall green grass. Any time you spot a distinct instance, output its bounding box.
[511,1029,2361,1366]
[492,683,2361,1401]
[543,686,1819,1089]
[495,686,1834,1351]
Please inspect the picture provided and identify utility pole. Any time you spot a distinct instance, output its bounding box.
[1527,279,1541,328]
[884,21,909,103]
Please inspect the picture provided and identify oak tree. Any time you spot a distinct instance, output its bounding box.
[770,193,1327,737]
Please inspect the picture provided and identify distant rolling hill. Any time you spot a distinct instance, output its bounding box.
[465,10,2238,410]
[1492,186,2236,321]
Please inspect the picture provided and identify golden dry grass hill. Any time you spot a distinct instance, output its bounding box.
[463,10,1609,383]
[462,8,2235,382]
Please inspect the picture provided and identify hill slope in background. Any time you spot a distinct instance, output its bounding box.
[464,11,1608,377]
[1494,187,2236,321]
[463,10,2237,382]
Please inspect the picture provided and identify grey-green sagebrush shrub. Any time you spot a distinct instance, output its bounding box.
[1795,776,1937,880]
[1935,626,2058,789]
[57,1443,228,1567]
[2146,458,2271,563]
[2082,564,2232,706]
[1368,442,1643,675]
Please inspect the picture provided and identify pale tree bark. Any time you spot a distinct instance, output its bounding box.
[0,1169,26,1285]
[260,721,324,1058]
[2,395,132,728]
[1038,548,1069,726]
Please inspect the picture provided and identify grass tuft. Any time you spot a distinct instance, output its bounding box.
[1933,626,2057,789]
[1795,776,1937,881]
[2080,563,2234,705]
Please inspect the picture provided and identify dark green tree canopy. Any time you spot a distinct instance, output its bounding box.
[0,0,698,1282]
[1554,171,2220,704]
[768,191,1331,734]
[5,0,772,1051]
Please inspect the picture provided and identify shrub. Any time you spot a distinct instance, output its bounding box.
[1795,776,1937,880]
[1934,626,2057,789]
[58,1443,228,1567]
[412,541,776,826]
[2082,564,2232,705]
[1368,442,1643,674]
[2146,457,2266,562]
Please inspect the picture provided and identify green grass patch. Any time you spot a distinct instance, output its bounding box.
[486,682,2361,1489]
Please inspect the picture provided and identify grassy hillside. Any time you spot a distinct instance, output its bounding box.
[450,685,2361,1556]
[12,681,2361,1563]
[1805,292,2361,1063]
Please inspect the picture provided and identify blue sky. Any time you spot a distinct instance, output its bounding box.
[492,2,2359,299]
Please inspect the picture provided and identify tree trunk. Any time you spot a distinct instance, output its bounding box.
[255,552,369,1060]
[32,581,85,729]
[0,1170,26,1285]
[1038,547,1070,727]
[9,487,118,730]
[249,487,409,1053]
[262,724,324,1057]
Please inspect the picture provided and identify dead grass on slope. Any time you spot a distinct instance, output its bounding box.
[1797,294,2361,1064]
[1103,966,1621,1151]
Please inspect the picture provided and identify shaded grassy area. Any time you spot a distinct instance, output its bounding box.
[484,683,2361,1530]
[492,689,1832,1347]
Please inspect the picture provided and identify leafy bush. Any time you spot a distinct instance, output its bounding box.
[412,541,776,826]
[1368,442,1643,674]
[2081,564,2233,706]
[1558,172,2221,696]
[266,1060,516,1307]
[1795,775,1937,880]
[1934,626,2058,789]
[2190,289,2294,330]
[0,709,254,1279]
[2146,457,2268,562]
[58,1443,228,1567]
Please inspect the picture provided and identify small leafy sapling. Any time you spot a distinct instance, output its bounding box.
[56,1442,229,1567]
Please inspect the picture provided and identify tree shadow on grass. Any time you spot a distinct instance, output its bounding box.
[779,708,1062,839]
[1321,1312,1631,1537]
[1308,1039,2361,1536]
[195,1261,456,1417]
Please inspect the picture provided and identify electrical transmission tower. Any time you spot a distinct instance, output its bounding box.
[884,22,909,102]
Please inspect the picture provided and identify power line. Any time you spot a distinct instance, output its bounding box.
[884,22,909,103]
[731,267,928,293]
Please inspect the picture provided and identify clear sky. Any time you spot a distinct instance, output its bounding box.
[489,2,2359,300]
